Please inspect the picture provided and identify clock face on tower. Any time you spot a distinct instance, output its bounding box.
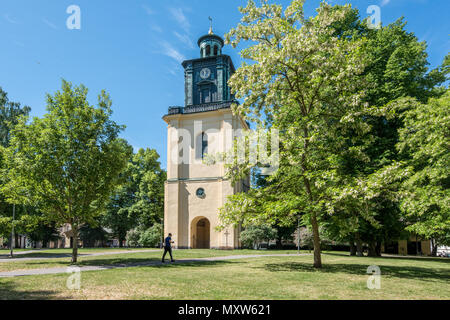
[200,68,211,79]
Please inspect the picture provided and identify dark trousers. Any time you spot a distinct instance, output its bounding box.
[162,246,173,261]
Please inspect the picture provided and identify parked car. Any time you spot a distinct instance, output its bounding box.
[437,247,450,257]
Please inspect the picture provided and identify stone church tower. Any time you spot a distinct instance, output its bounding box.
[162,27,248,249]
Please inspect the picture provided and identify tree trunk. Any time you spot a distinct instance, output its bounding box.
[367,241,377,257]
[431,238,438,256]
[276,238,283,250]
[375,242,382,256]
[119,236,124,248]
[355,233,363,257]
[349,240,356,256]
[71,225,79,264]
[310,212,322,268]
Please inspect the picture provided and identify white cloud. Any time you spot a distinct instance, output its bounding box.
[4,14,18,24]
[167,62,182,76]
[381,0,390,6]
[142,4,155,15]
[161,41,186,63]
[169,7,190,30]
[43,18,58,30]
[151,25,163,33]
[173,31,194,49]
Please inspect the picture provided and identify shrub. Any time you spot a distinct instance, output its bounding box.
[139,224,162,247]
[240,224,278,249]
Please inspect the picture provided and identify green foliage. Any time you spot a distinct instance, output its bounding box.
[220,1,448,263]
[102,148,166,245]
[395,91,450,246]
[26,219,60,245]
[79,223,108,248]
[126,148,166,228]
[125,224,163,248]
[240,224,277,249]
[0,87,32,240]
[126,228,141,247]
[222,0,375,267]
[299,227,314,250]
[0,80,131,261]
[138,224,162,248]
[0,87,31,147]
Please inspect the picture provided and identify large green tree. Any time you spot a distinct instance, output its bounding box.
[220,1,449,265]
[323,16,444,256]
[220,1,375,268]
[345,21,448,256]
[394,91,450,255]
[1,80,131,262]
[103,148,166,246]
[0,87,31,247]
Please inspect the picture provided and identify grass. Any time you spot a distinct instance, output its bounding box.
[0,250,449,300]
[0,247,153,256]
[0,249,303,272]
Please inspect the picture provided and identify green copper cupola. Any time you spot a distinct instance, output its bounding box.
[198,32,224,58]
[198,19,224,58]
[179,20,235,108]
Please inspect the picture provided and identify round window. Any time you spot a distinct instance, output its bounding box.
[196,188,206,198]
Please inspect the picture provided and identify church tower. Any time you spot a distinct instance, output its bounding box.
[162,25,248,249]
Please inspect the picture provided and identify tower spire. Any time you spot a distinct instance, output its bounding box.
[208,16,213,35]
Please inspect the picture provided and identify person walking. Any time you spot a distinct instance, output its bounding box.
[162,233,175,263]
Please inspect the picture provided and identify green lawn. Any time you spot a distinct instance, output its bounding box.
[0,250,449,300]
[0,247,153,256]
[0,249,302,272]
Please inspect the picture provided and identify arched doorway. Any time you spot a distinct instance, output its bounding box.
[191,217,210,249]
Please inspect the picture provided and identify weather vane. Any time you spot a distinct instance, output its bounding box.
[208,16,213,34]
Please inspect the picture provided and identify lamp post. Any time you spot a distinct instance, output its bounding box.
[10,204,15,258]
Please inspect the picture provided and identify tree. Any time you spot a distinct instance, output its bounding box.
[319,9,448,257]
[0,87,31,147]
[126,228,141,247]
[395,91,450,255]
[240,224,278,249]
[220,1,373,268]
[138,224,162,247]
[0,87,31,253]
[125,148,166,229]
[26,219,60,248]
[79,222,108,248]
[103,148,166,246]
[1,80,131,263]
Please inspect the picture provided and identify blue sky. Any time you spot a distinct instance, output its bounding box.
[1,0,448,169]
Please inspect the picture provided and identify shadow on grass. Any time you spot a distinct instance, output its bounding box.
[323,252,450,264]
[8,257,236,271]
[262,261,450,282]
[0,253,73,259]
[0,281,58,300]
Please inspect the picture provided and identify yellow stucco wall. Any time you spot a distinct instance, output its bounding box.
[163,108,248,249]
[398,240,407,255]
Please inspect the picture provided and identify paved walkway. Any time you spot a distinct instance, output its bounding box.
[0,249,160,263]
[0,253,309,278]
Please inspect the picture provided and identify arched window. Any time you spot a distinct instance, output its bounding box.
[205,45,211,56]
[213,45,218,56]
[201,132,208,159]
